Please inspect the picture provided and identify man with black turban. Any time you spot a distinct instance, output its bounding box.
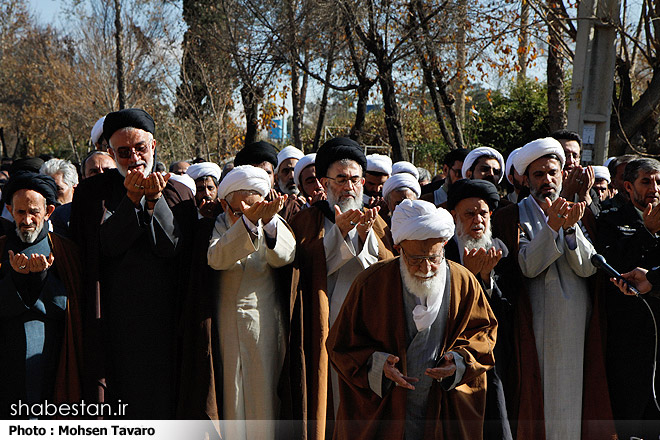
[283,137,394,440]
[446,178,513,440]
[0,171,83,417]
[69,108,196,418]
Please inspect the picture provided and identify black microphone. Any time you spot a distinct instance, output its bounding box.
[591,254,641,296]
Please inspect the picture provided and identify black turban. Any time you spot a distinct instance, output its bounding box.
[234,141,278,169]
[447,178,500,211]
[315,137,367,178]
[103,108,155,144]
[10,157,45,174]
[2,170,58,206]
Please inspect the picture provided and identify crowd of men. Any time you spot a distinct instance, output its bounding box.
[2,107,660,440]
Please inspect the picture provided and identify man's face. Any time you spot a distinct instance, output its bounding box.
[398,237,446,281]
[53,172,75,205]
[625,170,660,210]
[559,139,581,172]
[443,160,464,186]
[171,161,190,175]
[221,191,263,225]
[300,165,324,199]
[195,176,218,206]
[364,172,389,197]
[321,160,364,211]
[8,189,54,243]
[613,163,628,194]
[385,188,416,214]
[253,161,275,186]
[452,197,491,241]
[524,157,563,203]
[277,157,299,196]
[84,153,116,179]
[593,179,609,201]
[467,157,502,185]
[108,128,155,177]
[508,167,524,192]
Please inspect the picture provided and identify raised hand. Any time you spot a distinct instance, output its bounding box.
[545,197,571,232]
[124,169,146,206]
[643,203,660,235]
[144,171,170,202]
[563,201,586,230]
[27,252,54,273]
[383,355,419,390]
[425,352,457,381]
[8,250,29,274]
[334,205,363,238]
[356,206,380,242]
[241,194,288,225]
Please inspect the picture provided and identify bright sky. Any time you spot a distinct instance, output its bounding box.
[28,0,62,26]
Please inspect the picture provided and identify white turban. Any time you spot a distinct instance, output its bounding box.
[593,165,611,183]
[382,173,421,200]
[366,154,393,175]
[186,162,222,182]
[505,147,522,185]
[294,153,316,189]
[392,161,419,179]
[604,157,616,167]
[513,137,566,175]
[462,147,505,184]
[217,165,271,200]
[276,146,304,172]
[169,173,196,196]
[391,199,455,244]
[90,116,105,145]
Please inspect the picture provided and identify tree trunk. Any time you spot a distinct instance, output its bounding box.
[291,63,303,148]
[378,62,408,161]
[547,0,567,131]
[349,82,372,145]
[416,48,455,149]
[517,0,529,83]
[241,85,262,147]
[455,0,468,124]
[313,40,336,151]
[0,127,5,157]
[433,66,465,148]
[114,0,126,110]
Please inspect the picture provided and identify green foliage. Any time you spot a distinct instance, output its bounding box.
[466,80,550,157]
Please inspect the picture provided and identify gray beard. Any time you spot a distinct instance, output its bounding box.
[456,224,493,251]
[115,155,154,178]
[531,183,561,203]
[399,258,446,301]
[16,224,42,244]
[327,185,364,212]
[278,177,300,196]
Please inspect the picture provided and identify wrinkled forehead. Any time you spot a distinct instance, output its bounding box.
[327,159,362,177]
[399,237,447,255]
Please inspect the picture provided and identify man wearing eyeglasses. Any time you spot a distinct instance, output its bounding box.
[285,137,394,440]
[69,108,196,419]
[327,199,497,440]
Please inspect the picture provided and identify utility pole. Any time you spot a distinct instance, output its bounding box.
[566,0,620,165]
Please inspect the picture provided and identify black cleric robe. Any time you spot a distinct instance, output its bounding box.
[69,169,196,419]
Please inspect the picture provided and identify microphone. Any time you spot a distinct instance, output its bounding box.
[591,254,641,296]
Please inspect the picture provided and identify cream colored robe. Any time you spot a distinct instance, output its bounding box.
[207,213,296,440]
[517,196,596,440]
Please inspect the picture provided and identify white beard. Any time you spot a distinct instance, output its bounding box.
[327,184,364,212]
[16,223,42,244]
[115,155,154,178]
[455,217,493,251]
[399,258,446,301]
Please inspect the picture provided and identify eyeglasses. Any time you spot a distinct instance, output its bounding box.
[224,199,243,217]
[326,175,362,186]
[114,143,150,159]
[400,248,444,266]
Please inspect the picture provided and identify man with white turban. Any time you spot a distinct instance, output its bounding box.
[392,161,419,179]
[492,137,614,440]
[293,153,325,207]
[328,199,497,440]
[462,147,505,186]
[364,153,393,208]
[382,172,420,219]
[276,145,305,196]
[504,147,524,203]
[90,115,107,150]
[186,162,222,219]
[205,165,295,440]
[592,165,612,202]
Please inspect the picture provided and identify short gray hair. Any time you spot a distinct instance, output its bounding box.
[624,158,660,184]
[40,158,79,187]
[225,189,261,204]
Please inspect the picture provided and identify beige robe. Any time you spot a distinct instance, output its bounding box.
[517,196,596,440]
[207,213,296,440]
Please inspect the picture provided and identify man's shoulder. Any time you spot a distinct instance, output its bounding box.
[447,259,478,283]
[354,257,400,286]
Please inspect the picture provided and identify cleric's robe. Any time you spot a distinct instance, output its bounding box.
[69,169,196,418]
[207,213,295,440]
[327,258,497,440]
[0,229,83,418]
[491,201,615,440]
[283,202,394,440]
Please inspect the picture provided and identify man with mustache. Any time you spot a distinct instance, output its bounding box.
[286,137,394,439]
[0,171,83,418]
[275,145,304,197]
[596,157,660,438]
[327,199,497,440]
[186,162,222,219]
[293,153,325,208]
[69,108,196,418]
[492,137,614,440]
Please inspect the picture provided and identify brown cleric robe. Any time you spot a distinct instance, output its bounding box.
[491,202,615,440]
[327,258,497,440]
[282,202,394,440]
